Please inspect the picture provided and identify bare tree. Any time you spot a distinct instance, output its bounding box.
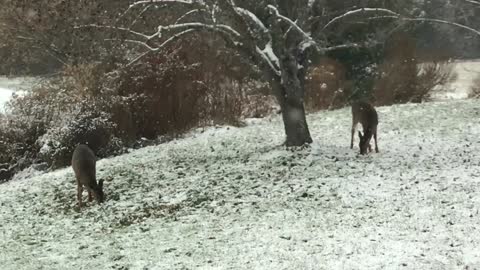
[110,0,480,146]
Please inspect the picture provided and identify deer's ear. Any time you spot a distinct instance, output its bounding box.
[358,131,363,139]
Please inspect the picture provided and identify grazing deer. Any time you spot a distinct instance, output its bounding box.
[72,144,104,208]
[350,101,379,155]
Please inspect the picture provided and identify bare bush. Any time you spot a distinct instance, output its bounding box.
[242,94,279,119]
[373,33,457,105]
[199,78,245,126]
[374,60,457,105]
[469,74,480,99]
[417,62,458,101]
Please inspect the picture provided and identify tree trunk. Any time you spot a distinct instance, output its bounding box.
[269,52,313,147]
[276,71,313,147]
[280,96,312,147]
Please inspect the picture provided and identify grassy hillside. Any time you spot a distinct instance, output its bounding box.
[1,100,480,269]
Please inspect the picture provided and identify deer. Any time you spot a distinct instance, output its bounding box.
[72,144,104,208]
[350,101,379,155]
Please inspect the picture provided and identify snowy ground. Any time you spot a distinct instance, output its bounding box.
[1,99,480,269]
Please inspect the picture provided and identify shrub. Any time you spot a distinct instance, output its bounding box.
[0,63,123,174]
[0,111,46,181]
[373,60,457,105]
[469,74,480,99]
[36,103,116,168]
[114,50,208,138]
[416,61,458,101]
[242,94,279,119]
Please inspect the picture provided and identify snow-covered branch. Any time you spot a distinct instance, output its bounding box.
[130,0,198,9]
[229,4,281,75]
[129,5,155,28]
[74,24,156,41]
[267,5,314,44]
[323,8,400,30]
[128,29,196,66]
[175,9,205,24]
[157,22,241,40]
[117,0,200,25]
[324,8,480,39]
[320,42,379,53]
[367,15,480,37]
[105,39,157,51]
[256,42,281,76]
[401,17,480,36]
[462,0,480,5]
[234,7,269,34]
[122,0,207,23]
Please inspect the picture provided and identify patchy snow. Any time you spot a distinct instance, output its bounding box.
[1,99,480,269]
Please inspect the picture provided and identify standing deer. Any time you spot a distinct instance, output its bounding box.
[350,101,379,155]
[72,144,104,208]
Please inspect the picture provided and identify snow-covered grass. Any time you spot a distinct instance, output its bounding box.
[1,99,480,269]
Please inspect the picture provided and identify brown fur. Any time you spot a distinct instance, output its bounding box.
[71,144,104,208]
[351,101,379,155]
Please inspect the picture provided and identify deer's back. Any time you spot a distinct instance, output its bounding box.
[72,144,96,184]
[352,101,378,127]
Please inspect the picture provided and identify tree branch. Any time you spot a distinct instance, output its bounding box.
[401,17,480,37]
[323,8,400,30]
[104,39,157,51]
[462,0,480,5]
[74,24,156,41]
[320,42,381,53]
[175,9,206,24]
[228,4,281,74]
[367,15,480,37]
[129,5,155,29]
[127,29,196,66]
[130,0,198,8]
[157,22,241,41]
[267,5,315,45]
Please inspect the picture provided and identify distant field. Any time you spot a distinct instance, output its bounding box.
[430,59,480,100]
[0,76,36,111]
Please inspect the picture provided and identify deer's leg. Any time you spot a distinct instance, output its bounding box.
[350,123,356,149]
[88,189,93,202]
[374,129,379,153]
[77,183,83,208]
